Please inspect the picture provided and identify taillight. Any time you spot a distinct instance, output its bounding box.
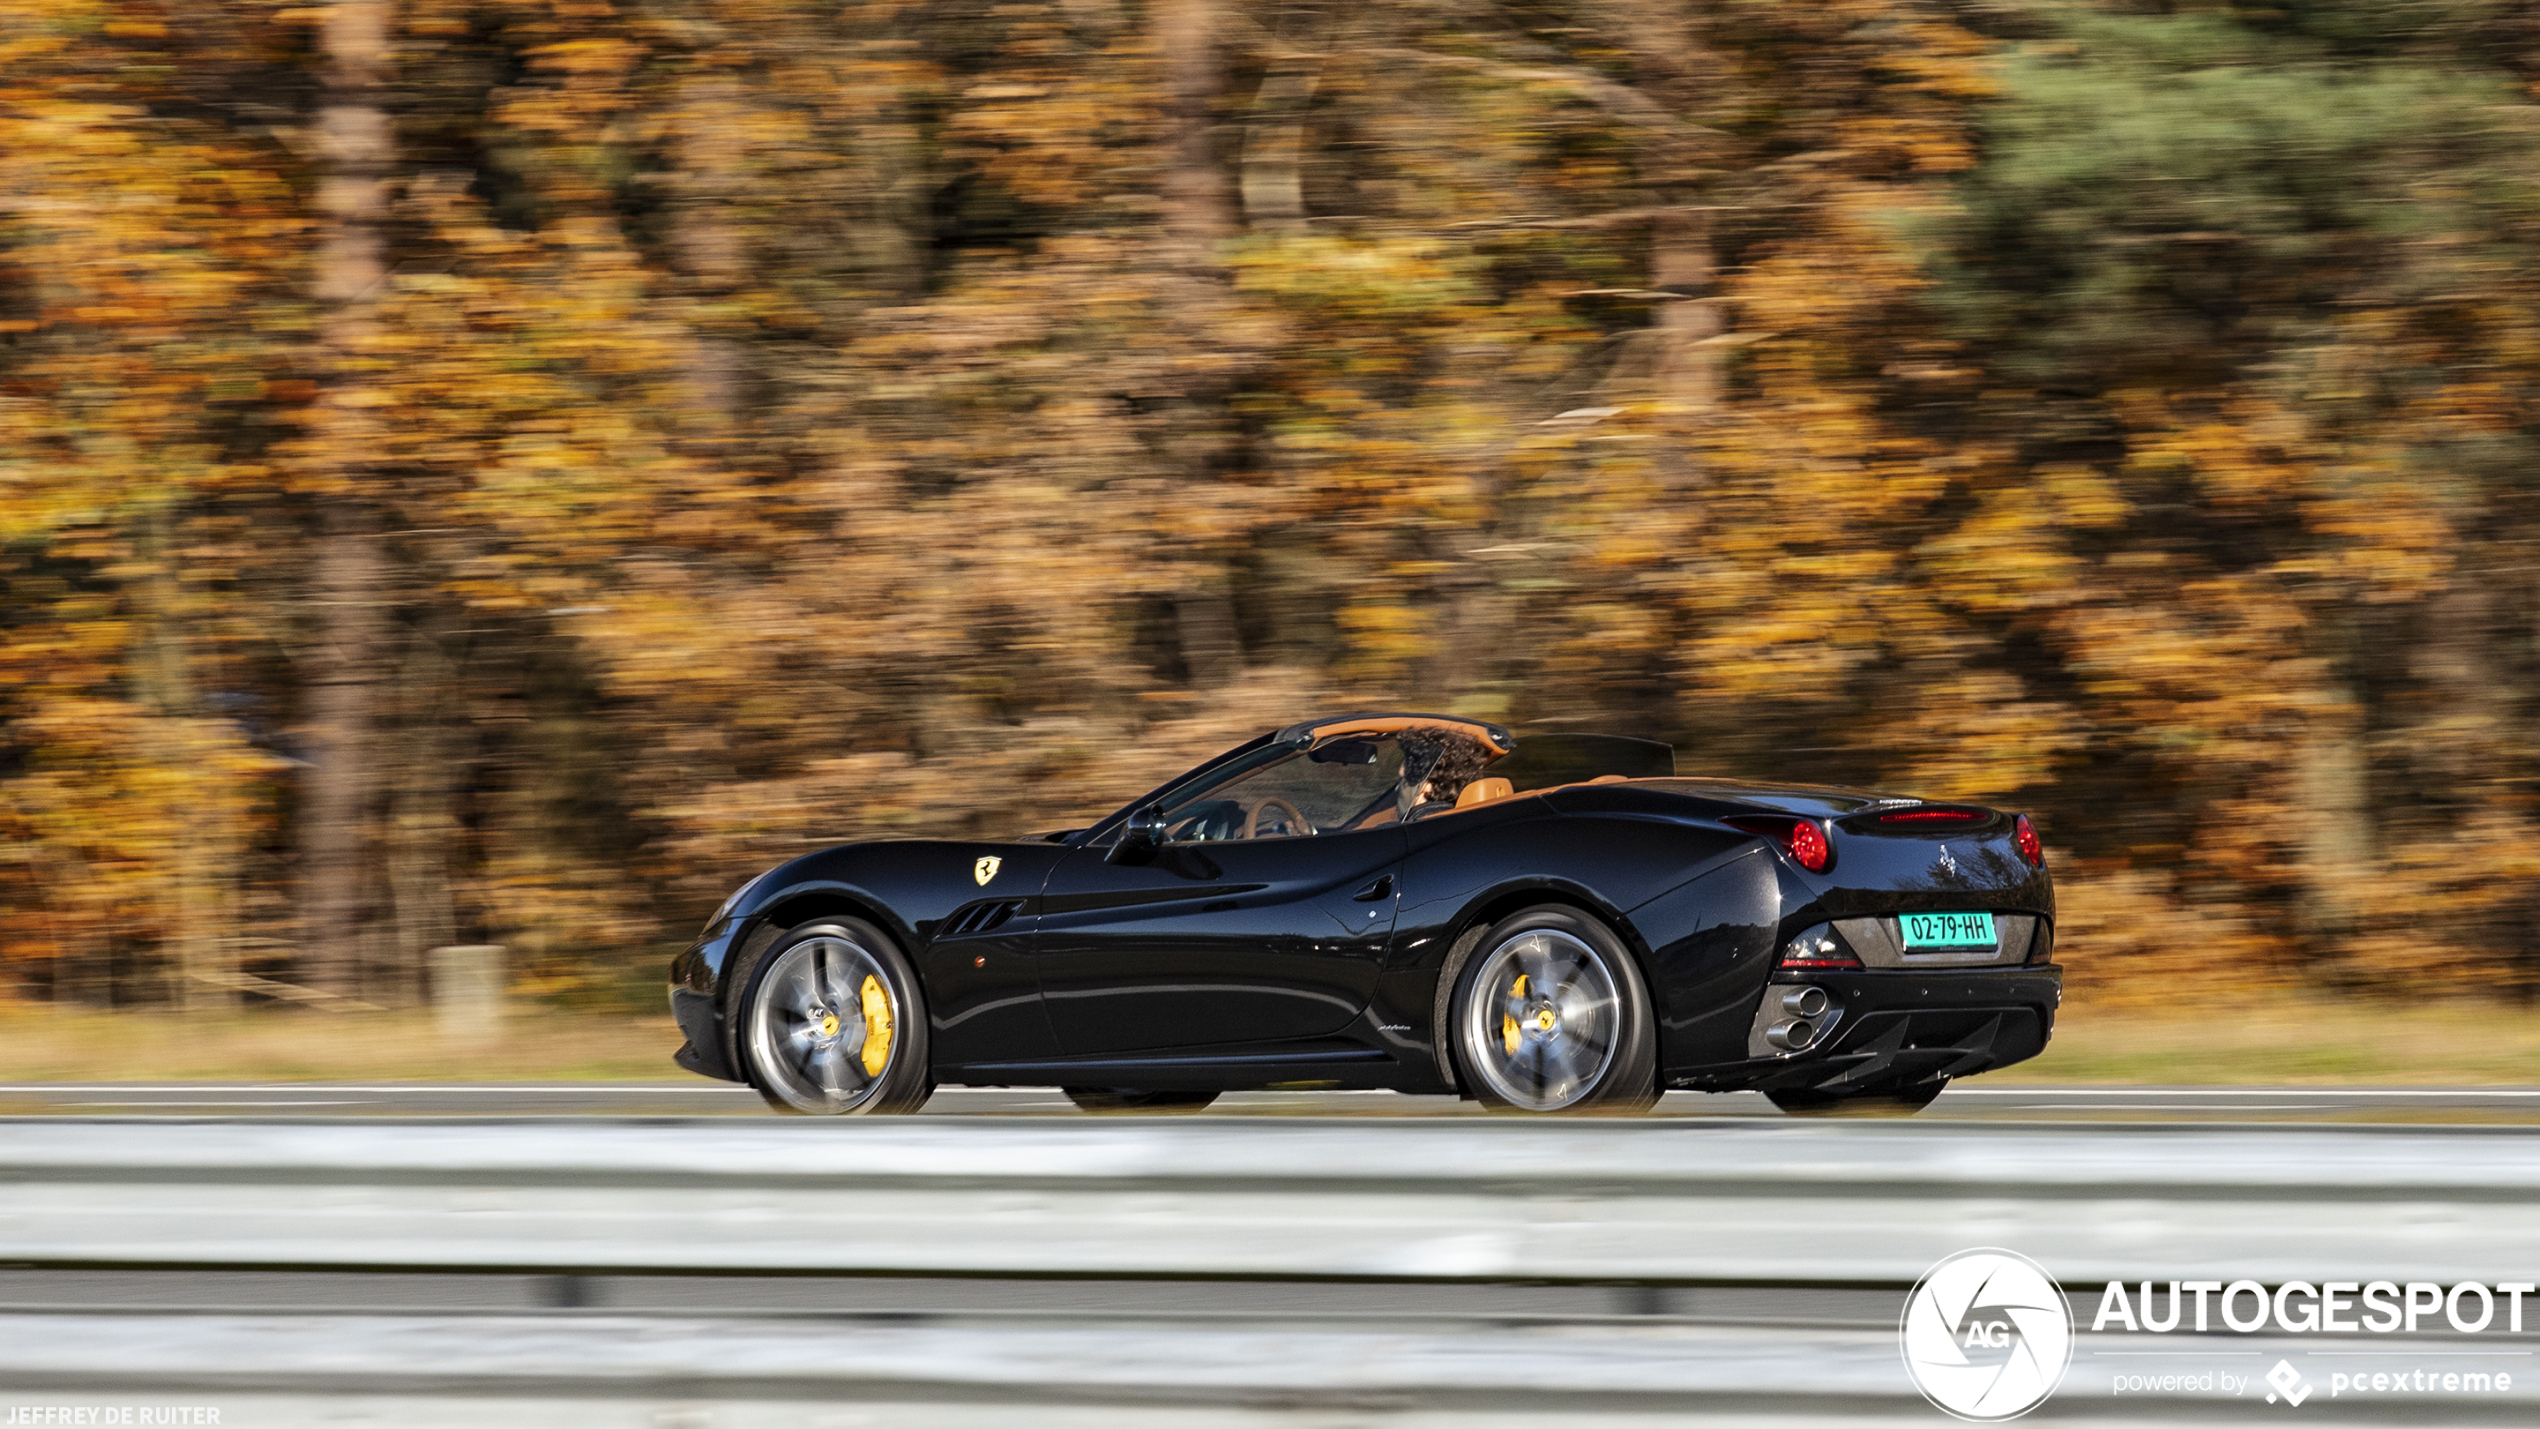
[1726,815,1835,874]
[2015,813,2044,868]
[1789,819,1831,873]
[1780,925,1861,969]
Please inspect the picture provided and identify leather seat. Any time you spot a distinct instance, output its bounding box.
[1453,777,1514,810]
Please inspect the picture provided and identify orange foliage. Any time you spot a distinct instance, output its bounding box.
[3,1,2536,1007]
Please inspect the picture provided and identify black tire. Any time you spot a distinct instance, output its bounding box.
[1446,904,1657,1115]
[733,917,932,1115]
[1767,1079,1946,1118]
[1063,1088,1221,1114]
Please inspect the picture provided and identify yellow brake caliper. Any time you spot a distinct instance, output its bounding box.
[1501,973,1528,1057]
[858,974,895,1076]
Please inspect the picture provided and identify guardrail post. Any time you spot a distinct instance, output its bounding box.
[429,944,506,1044]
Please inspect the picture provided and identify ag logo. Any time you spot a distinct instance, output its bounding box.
[973,856,1002,887]
[1901,1248,2073,1421]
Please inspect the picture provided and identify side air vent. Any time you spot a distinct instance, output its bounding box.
[941,899,1027,938]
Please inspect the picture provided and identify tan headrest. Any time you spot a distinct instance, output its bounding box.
[1455,777,1514,810]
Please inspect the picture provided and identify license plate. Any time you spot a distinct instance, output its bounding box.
[1901,910,1996,949]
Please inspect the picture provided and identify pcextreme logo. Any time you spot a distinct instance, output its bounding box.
[1900,1248,2076,1421]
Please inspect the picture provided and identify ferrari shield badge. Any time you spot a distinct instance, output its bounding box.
[973,856,1002,887]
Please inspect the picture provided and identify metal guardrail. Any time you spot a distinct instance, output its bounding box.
[7,1118,2539,1287]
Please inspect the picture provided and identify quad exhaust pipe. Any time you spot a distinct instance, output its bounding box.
[1764,986,1832,1051]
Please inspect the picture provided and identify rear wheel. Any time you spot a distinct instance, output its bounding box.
[1448,905,1656,1115]
[1063,1088,1220,1114]
[738,918,932,1115]
[1767,1080,1946,1118]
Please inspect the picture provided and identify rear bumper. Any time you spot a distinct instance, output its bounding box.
[1672,964,2063,1094]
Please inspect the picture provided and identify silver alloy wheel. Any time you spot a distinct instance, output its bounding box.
[1460,927,1622,1111]
[746,934,900,1114]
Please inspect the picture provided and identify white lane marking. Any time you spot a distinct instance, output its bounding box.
[2019,1104,2318,1112]
[0,1084,755,1094]
[62,1100,373,1108]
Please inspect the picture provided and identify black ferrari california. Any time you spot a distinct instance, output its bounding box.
[669,713,2061,1116]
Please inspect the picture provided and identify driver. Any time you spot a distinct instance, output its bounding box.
[1400,729,1495,820]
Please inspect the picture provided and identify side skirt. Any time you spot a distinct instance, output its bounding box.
[940,1044,1430,1094]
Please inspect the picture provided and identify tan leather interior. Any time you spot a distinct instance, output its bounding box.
[1454,777,1514,810]
[1589,774,1629,784]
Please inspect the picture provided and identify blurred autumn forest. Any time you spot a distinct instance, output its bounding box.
[6,0,2540,1015]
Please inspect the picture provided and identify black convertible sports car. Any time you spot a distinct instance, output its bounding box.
[670,713,2061,1116]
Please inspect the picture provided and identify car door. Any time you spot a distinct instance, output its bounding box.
[1033,737,1410,1056]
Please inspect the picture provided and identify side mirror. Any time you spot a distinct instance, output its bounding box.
[1108,805,1168,864]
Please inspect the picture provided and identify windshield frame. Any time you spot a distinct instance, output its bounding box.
[1075,730,1288,846]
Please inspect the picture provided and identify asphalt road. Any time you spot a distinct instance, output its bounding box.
[3,1080,2538,1120]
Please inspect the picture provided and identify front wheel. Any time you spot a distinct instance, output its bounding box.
[1448,905,1656,1114]
[738,919,932,1115]
[1767,1080,1946,1118]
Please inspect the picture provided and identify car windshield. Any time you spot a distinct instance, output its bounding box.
[1153,735,1412,841]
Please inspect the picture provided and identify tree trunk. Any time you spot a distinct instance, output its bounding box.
[675,70,747,428]
[1651,210,1722,417]
[302,0,394,998]
[388,618,461,1008]
[1158,0,1228,256]
[1175,587,1240,688]
[136,501,235,1011]
[299,507,384,999]
[2295,694,2369,953]
[1151,0,1249,689]
[1629,6,1725,463]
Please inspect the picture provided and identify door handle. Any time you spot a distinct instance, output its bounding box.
[1352,875,1394,903]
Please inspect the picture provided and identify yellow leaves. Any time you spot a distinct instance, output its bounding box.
[2041,465,2127,527]
[1336,601,1435,677]
[2123,408,2294,510]
[2303,467,2455,601]
[1884,670,2088,802]
[0,705,279,970]
[2054,863,2290,1006]
[1918,489,2081,617]
[1917,468,2125,617]
[530,38,645,79]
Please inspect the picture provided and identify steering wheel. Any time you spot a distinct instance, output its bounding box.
[1247,797,1312,839]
